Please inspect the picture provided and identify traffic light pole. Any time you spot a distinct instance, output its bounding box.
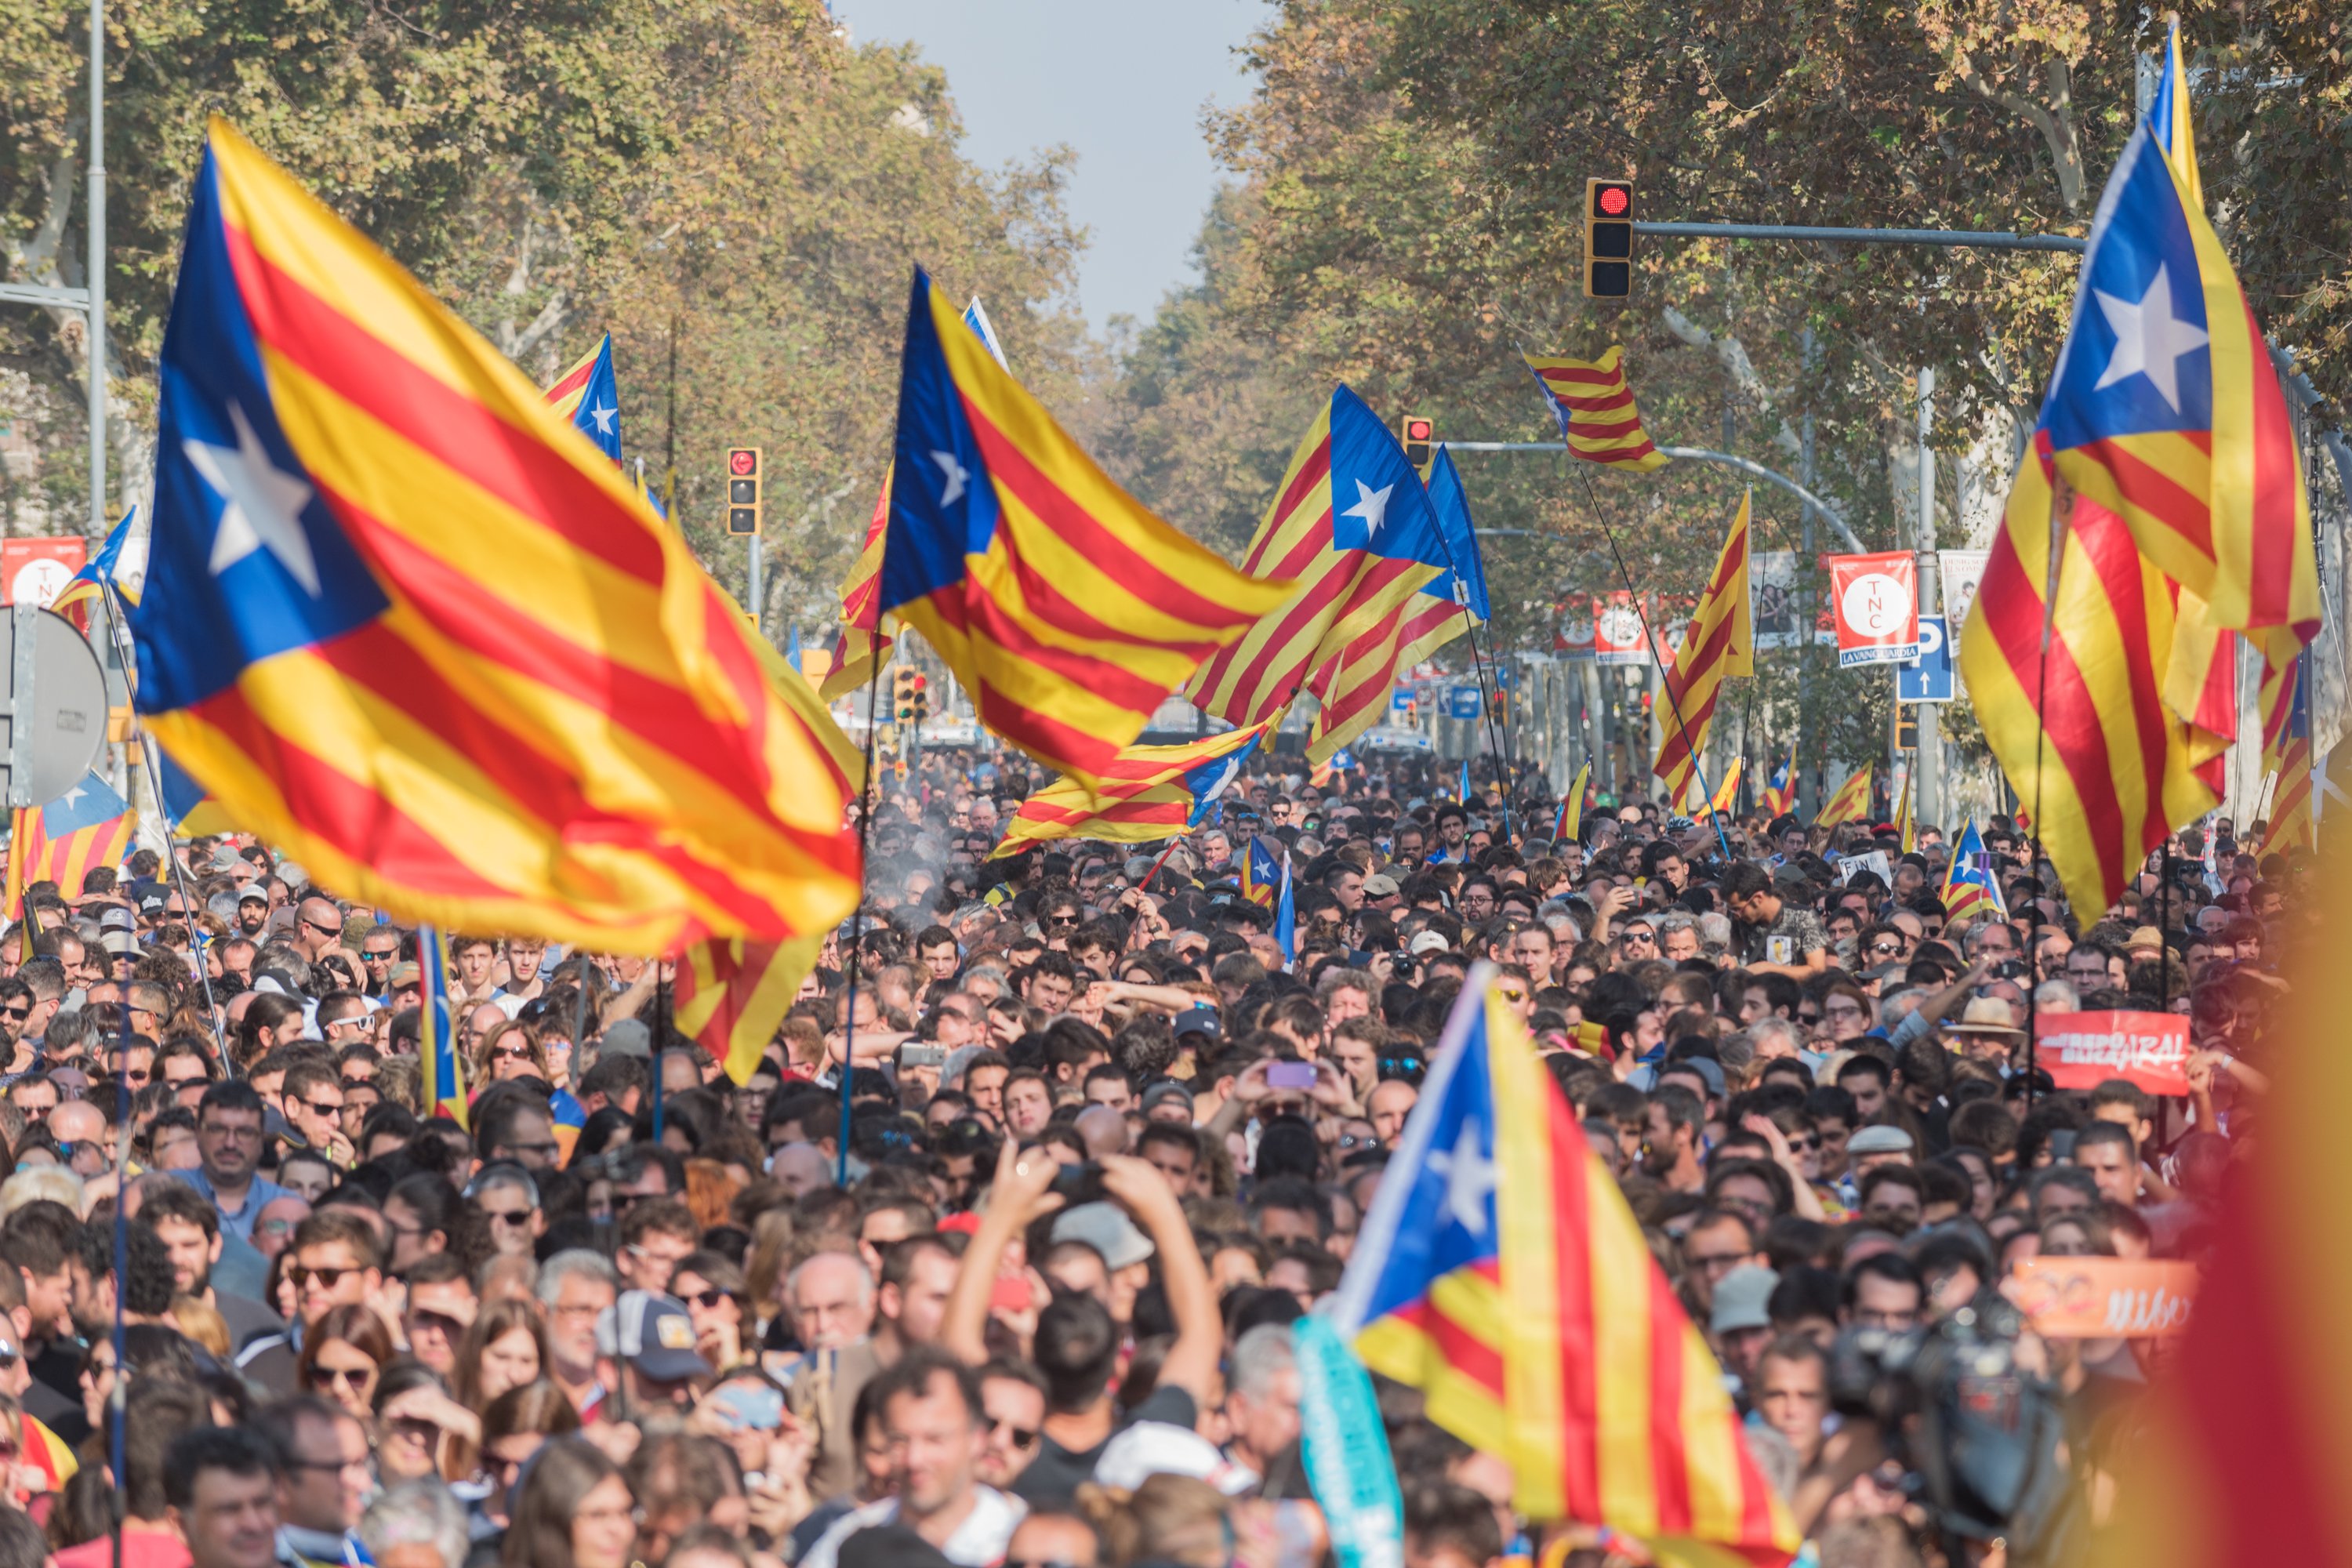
[1632,220,2087,255]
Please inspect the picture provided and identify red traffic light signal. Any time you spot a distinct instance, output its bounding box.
[1400,415,1435,467]
[728,448,759,477]
[1584,177,1635,299]
[725,447,764,535]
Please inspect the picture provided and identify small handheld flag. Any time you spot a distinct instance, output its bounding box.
[50,510,143,621]
[676,935,823,1087]
[1941,818,2005,927]
[1273,853,1297,967]
[7,774,134,909]
[419,927,464,1127]
[1761,755,1796,818]
[1240,836,1282,909]
[1817,763,1875,827]
[1554,761,1591,844]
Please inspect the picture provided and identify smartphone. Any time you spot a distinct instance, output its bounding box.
[900,1044,946,1068]
[710,1382,784,1432]
[1267,1061,1316,1091]
[1050,1161,1107,1205]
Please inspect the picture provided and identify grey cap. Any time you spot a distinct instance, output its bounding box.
[1051,1201,1155,1271]
[1710,1265,1779,1335]
[1847,1125,1916,1157]
[1141,1081,1195,1115]
[598,1018,653,1060]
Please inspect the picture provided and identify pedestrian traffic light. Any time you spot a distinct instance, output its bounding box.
[1584,178,1634,299]
[725,448,763,535]
[893,667,920,725]
[1399,416,1435,468]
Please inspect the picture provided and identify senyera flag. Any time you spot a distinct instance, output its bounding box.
[992,717,1273,857]
[132,120,859,953]
[880,268,1291,789]
[1522,347,1671,472]
[1332,967,1798,1565]
[1816,763,1873,827]
[1653,489,1752,809]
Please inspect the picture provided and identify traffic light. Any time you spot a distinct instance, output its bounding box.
[1399,415,1435,468]
[909,673,930,724]
[725,447,763,535]
[1896,712,1920,750]
[1584,177,1634,299]
[892,667,920,724]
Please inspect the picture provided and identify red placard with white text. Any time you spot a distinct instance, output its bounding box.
[1827,551,1918,667]
[2033,1009,2193,1095]
[1592,592,1648,666]
[0,538,85,607]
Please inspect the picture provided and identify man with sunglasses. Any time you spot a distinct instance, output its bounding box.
[290,898,347,967]
[277,1060,354,1170]
[355,927,405,997]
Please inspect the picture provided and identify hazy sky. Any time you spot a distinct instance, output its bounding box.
[834,0,1272,331]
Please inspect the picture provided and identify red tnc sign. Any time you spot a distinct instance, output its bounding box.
[1826,551,1918,668]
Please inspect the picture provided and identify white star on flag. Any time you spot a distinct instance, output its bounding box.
[1423,1120,1496,1236]
[2092,261,2209,414]
[587,403,618,436]
[1341,479,1394,539]
[187,402,322,596]
[931,450,969,507]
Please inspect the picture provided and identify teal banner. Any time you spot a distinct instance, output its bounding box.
[1296,1314,1406,1568]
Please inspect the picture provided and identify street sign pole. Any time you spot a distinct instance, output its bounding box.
[1915,369,1941,835]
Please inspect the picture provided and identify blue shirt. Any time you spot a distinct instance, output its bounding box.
[173,1167,292,1243]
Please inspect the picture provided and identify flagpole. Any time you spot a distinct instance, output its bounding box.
[2023,477,2071,1111]
[1577,469,1734,861]
[1421,466,1515,840]
[837,661,885,1185]
[91,575,228,1062]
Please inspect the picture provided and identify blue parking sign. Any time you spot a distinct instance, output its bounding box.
[1897,615,1954,702]
[1446,685,1483,720]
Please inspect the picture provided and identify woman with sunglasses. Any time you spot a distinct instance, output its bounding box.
[471,1018,550,1091]
[670,1250,752,1370]
[474,1380,582,1525]
[454,1298,551,1413]
[298,1302,396,1417]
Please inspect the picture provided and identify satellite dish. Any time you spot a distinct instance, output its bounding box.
[0,605,108,809]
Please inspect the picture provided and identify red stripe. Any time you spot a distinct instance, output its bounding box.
[1544,1057,1603,1520]
[223,225,667,585]
[1569,414,1649,441]
[1976,526,2132,897]
[956,392,1262,632]
[2070,436,2214,556]
[2241,298,2304,630]
[1538,365,1625,389]
[923,579,1172,713]
[1385,1297,1508,1395]
[1222,556,1366,717]
[2072,503,2176,859]
[1577,441,1661,466]
[1554,389,1635,413]
[913,594,1146,777]
[1646,1267,1693,1532]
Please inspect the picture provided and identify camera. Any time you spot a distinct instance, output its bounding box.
[1828,1292,2074,1559]
[1050,1161,1107,1206]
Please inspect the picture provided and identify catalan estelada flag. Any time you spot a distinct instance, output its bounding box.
[1816,763,1873,828]
[1892,768,1915,853]
[1940,818,2005,927]
[419,926,464,1127]
[822,300,1004,702]
[131,121,858,953]
[1187,388,1446,739]
[1333,971,1797,1563]
[8,774,133,905]
[50,509,141,624]
[992,718,1271,857]
[153,742,235,837]
[1653,491,1751,808]
[880,269,1290,788]
[544,333,622,464]
[1240,835,1282,909]
[1759,756,1795,818]
[1273,852,1297,966]
[1301,445,1488,763]
[1956,439,2225,916]
[1522,347,1670,472]
[2038,20,2314,659]
[2259,651,2312,858]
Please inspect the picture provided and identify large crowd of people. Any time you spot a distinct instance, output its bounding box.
[0,745,2285,1568]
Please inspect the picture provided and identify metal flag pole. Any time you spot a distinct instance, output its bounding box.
[837,649,886,1185]
[1577,467,1733,861]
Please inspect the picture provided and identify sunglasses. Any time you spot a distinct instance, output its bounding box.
[2,1006,28,1022]
[302,1099,346,1118]
[303,916,345,938]
[309,1365,374,1389]
[483,1209,534,1229]
[989,1416,1041,1451]
[681,1288,730,1311]
[488,1043,535,1062]
[292,1265,361,1290]
[362,950,397,963]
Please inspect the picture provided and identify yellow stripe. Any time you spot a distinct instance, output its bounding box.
[726,935,821,1086]
[1356,1317,1511,1449]
[1676,1327,1744,1541]
[1486,992,1569,1521]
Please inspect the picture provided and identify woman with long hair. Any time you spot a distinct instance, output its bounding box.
[501,1437,634,1568]
[452,1297,550,1412]
[669,1250,751,1371]
[470,1018,550,1090]
[297,1302,397,1418]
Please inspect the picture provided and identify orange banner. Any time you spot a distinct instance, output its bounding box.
[2009,1258,2198,1338]
[2034,1009,2193,1094]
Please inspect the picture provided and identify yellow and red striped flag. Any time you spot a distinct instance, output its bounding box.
[2046,20,2317,660]
[1893,768,1916,853]
[1816,763,1873,828]
[129,120,859,953]
[1300,444,1487,763]
[1334,970,1798,1564]
[1522,347,1670,472]
[821,480,895,699]
[880,270,1290,789]
[1956,441,2228,916]
[992,718,1272,857]
[2256,649,2312,858]
[1653,491,1752,808]
[1694,757,1742,823]
[1189,389,1455,749]
[7,774,133,908]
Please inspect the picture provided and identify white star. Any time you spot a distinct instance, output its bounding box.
[2092,262,2209,414]
[931,449,969,507]
[1423,1120,1495,1236]
[1341,478,1394,538]
[586,403,618,436]
[187,402,321,596]
[57,784,85,810]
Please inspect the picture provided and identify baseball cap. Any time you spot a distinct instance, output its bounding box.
[96,907,136,935]
[598,1018,653,1060]
[1172,1007,1221,1041]
[1361,873,1399,898]
[597,1290,711,1382]
[238,888,269,906]
[1847,1126,1915,1157]
[1051,1202,1155,1271]
[1709,1265,1778,1335]
[1409,930,1451,956]
[1092,1421,1256,1494]
[1141,1082,1195,1116]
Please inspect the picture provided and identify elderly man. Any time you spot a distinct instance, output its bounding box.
[780,1250,884,1503]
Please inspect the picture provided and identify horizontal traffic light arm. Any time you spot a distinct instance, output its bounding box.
[1632,220,2086,253]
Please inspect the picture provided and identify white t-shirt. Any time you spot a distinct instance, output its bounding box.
[797,1486,1025,1568]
